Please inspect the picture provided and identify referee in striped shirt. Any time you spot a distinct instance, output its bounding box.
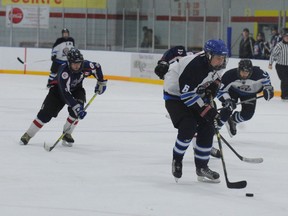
[268,28,288,101]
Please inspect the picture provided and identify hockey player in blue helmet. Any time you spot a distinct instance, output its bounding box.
[163,39,228,183]
[204,39,228,70]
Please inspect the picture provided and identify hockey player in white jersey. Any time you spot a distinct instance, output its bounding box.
[217,59,274,136]
[47,28,75,88]
[164,39,228,183]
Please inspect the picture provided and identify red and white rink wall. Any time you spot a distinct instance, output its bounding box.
[0,47,281,97]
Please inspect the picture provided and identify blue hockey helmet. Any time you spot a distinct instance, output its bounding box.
[204,39,228,70]
[204,39,228,56]
[67,48,84,73]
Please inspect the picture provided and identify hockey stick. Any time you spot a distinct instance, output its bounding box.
[220,134,263,163]
[44,93,98,152]
[17,57,50,65]
[214,123,247,189]
[217,95,264,111]
[211,98,247,189]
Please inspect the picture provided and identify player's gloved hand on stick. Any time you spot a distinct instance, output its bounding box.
[196,80,220,98]
[263,85,274,101]
[95,80,107,95]
[154,60,169,80]
[205,81,220,98]
[51,55,56,61]
[72,104,87,120]
[223,98,236,111]
[199,104,219,123]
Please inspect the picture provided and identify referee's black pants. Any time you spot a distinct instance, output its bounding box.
[276,64,288,99]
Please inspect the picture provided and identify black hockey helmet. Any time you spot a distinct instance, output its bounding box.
[62,28,69,34]
[238,59,253,80]
[67,48,84,73]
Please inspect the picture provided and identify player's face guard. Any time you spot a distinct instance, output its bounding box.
[70,62,82,72]
[238,69,252,80]
[209,54,228,70]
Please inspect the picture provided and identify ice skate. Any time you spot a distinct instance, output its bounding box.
[196,167,220,183]
[226,117,237,137]
[62,133,74,147]
[172,159,182,182]
[210,147,221,158]
[20,133,31,145]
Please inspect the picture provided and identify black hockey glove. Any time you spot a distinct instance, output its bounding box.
[223,98,236,111]
[51,55,56,61]
[196,80,221,99]
[205,80,221,98]
[263,85,274,101]
[199,104,219,123]
[154,60,169,80]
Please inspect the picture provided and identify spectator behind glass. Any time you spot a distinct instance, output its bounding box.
[239,28,255,58]
[253,32,270,60]
[270,27,282,52]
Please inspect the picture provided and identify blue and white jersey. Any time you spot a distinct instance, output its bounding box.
[57,60,104,108]
[164,51,224,111]
[51,37,75,62]
[217,66,272,101]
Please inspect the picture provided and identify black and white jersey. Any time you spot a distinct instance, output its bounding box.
[269,41,288,66]
[164,51,224,110]
[51,37,75,62]
[217,66,272,101]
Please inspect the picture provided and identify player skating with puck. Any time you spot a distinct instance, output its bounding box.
[163,39,228,183]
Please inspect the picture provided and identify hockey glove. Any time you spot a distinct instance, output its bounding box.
[95,80,107,95]
[223,99,236,111]
[199,104,219,123]
[51,55,56,61]
[72,104,87,120]
[263,85,274,101]
[154,60,169,80]
[196,80,221,99]
[205,80,221,98]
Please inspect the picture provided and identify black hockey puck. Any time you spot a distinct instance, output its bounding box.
[246,193,254,197]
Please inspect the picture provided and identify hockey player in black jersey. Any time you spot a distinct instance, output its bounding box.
[20,48,107,147]
[47,28,75,88]
[217,59,274,136]
[154,45,187,79]
[164,39,228,183]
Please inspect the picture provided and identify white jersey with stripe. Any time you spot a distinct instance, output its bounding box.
[217,66,272,101]
[164,51,224,110]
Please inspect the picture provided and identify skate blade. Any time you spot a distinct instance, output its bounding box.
[62,140,73,147]
[19,140,27,145]
[197,176,221,183]
[174,177,180,183]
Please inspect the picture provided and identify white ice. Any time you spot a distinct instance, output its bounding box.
[0,74,288,216]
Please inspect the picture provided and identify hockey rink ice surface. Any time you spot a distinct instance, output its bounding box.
[0,73,287,216]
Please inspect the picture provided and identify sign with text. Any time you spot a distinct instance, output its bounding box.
[6,5,49,28]
[2,0,106,9]
[131,53,160,79]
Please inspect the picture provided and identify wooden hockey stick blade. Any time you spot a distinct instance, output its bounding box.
[226,179,247,189]
[17,57,24,64]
